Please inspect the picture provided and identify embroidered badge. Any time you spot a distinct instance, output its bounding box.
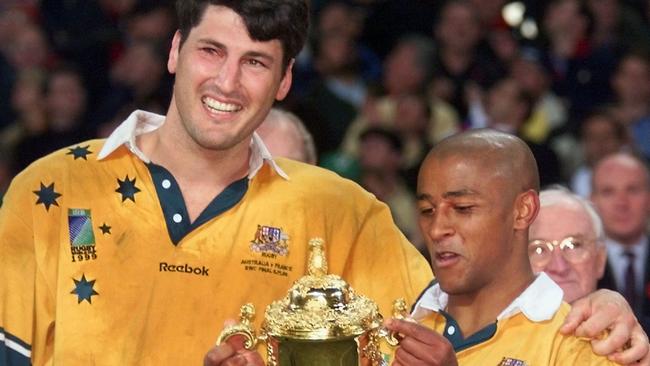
[69,209,97,262]
[250,225,289,256]
[498,357,528,366]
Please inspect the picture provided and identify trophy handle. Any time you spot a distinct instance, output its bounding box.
[380,298,413,346]
[216,303,258,350]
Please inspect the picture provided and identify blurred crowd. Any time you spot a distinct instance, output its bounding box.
[1,0,649,249]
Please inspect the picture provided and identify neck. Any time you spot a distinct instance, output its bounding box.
[138,115,251,221]
[446,256,535,337]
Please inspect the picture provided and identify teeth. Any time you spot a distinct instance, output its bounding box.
[437,252,456,259]
[203,97,241,112]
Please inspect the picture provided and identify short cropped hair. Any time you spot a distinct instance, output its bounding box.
[539,185,604,244]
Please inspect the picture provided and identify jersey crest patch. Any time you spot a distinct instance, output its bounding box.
[250,225,289,256]
[498,357,528,366]
[68,208,98,262]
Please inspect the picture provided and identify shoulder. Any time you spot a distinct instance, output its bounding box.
[550,303,618,365]
[5,139,120,202]
[274,158,375,202]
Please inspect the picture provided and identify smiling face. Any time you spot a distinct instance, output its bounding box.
[166,5,293,153]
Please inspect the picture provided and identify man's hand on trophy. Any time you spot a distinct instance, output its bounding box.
[205,320,264,366]
[384,319,458,366]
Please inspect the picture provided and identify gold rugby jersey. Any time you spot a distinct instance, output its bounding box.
[0,112,432,365]
[413,273,617,366]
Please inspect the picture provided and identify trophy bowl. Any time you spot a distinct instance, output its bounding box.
[217,238,406,366]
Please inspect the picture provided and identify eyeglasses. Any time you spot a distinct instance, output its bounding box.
[528,236,596,267]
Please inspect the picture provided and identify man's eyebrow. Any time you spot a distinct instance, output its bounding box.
[416,189,479,201]
[442,189,479,199]
[197,38,276,64]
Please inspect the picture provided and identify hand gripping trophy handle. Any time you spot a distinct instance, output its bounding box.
[216,303,261,350]
[380,298,413,347]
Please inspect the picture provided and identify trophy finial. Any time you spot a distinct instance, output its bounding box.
[308,238,327,276]
[216,303,258,350]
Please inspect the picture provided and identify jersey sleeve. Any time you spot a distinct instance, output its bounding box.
[1,174,56,366]
[340,195,433,316]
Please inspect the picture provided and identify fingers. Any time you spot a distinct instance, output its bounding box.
[204,344,263,366]
[576,301,631,340]
[203,343,238,366]
[386,319,457,366]
[607,324,650,365]
[560,296,592,335]
[385,319,440,344]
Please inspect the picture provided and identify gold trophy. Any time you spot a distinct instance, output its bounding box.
[217,238,408,365]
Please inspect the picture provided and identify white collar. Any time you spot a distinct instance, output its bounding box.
[412,273,564,323]
[97,110,288,180]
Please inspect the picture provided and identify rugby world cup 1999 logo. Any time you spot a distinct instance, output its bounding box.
[69,208,97,262]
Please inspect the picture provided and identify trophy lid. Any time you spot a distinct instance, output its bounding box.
[263,238,383,340]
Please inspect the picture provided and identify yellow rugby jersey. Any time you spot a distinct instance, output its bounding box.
[412,273,617,366]
[0,111,433,365]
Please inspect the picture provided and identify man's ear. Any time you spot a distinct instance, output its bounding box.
[514,189,540,230]
[168,31,182,74]
[275,59,294,101]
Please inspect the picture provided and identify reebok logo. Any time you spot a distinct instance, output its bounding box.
[159,262,209,276]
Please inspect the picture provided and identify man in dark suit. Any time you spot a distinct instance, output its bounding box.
[593,152,650,331]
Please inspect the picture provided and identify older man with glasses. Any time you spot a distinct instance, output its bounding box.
[528,186,607,303]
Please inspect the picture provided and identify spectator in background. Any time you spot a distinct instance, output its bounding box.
[256,107,317,165]
[511,47,568,144]
[12,65,91,174]
[543,0,618,130]
[468,77,563,187]
[39,0,118,104]
[0,69,47,163]
[586,0,650,53]
[570,109,628,197]
[357,127,421,251]
[592,152,650,325]
[293,28,367,156]
[92,40,172,131]
[392,92,434,192]
[124,0,176,44]
[610,51,650,161]
[529,187,607,304]
[431,0,505,120]
[341,34,459,162]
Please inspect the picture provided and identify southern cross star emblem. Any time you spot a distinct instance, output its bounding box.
[98,223,111,235]
[66,145,92,160]
[33,182,62,211]
[115,175,141,202]
[70,274,99,304]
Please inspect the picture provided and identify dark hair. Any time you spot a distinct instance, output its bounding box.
[175,0,309,70]
[360,127,404,153]
[580,108,626,141]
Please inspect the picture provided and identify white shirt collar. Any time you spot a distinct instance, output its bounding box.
[412,273,564,323]
[97,110,288,180]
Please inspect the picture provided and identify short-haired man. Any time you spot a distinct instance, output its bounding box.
[593,152,650,330]
[385,130,644,365]
[255,107,317,164]
[529,186,607,303]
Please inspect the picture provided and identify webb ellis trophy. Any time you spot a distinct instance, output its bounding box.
[217,238,410,365]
